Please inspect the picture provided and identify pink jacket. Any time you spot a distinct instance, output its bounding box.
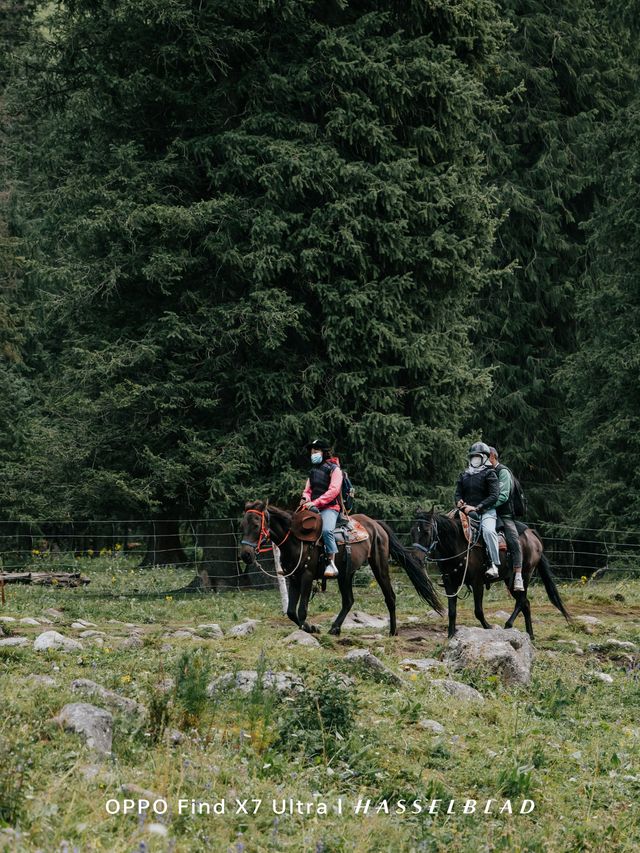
[302,456,343,511]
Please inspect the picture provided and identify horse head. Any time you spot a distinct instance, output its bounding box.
[411,507,439,561]
[239,500,270,565]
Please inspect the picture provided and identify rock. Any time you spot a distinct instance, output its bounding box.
[19,617,41,626]
[575,615,604,626]
[556,639,584,655]
[43,608,65,619]
[34,631,83,652]
[431,679,485,703]
[167,629,196,639]
[156,677,175,693]
[79,630,106,638]
[284,630,321,648]
[342,611,389,629]
[0,616,16,623]
[588,671,614,684]
[54,703,113,754]
[119,634,144,650]
[71,678,146,715]
[207,670,304,696]
[418,719,445,734]
[26,674,58,687]
[492,611,513,621]
[444,627,535,686]
[399,658,443,673]
[226,620,259,638]
[343,649,403,685]
[147,824,168,838]
[196,623,224,638]
[588,639,637,654]
[71,620,97,629]
[165,729,184,746]
[0,636,28,647]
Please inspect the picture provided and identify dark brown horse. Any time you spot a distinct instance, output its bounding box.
[239,501,442,636]
[410,509,570,640]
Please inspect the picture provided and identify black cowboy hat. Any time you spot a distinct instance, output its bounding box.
[305,437,332,452]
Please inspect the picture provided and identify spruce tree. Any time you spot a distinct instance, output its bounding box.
[9,0,506,563]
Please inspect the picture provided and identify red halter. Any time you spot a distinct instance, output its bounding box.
[241,508,290,553]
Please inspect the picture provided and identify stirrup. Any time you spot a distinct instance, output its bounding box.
[323,560,339,578]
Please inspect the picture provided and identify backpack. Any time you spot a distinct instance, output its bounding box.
[328,463,355,512]
[510,474,527,519]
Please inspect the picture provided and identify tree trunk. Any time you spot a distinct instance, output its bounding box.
[139,518,189,567]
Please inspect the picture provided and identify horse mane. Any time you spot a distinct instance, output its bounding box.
[416,508,462,555]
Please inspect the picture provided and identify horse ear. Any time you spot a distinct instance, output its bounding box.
[430,504,435,514]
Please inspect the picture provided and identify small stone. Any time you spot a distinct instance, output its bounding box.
[588,639,637,654]
[341,611,389,629]
[430,679,485,703]
[418,719,445,734]
[72,620,97,629]
[119,634,144,650]
[575,615,604,626]
[556,639,584,655]
[207,670,304,696]
[167,629,196,639]
[34,631,83,652]
[26,674,58,686]
[53,703,113,754]
[344,649,403,685]
[0,637,28,647]
[0,616,16,623]
[19,617,41,626]
[196,623,224,638]
[227,620,259,638]
[285,630,321,647]
[43,608,64,619]
[79,630,106,638]
[588,671,614,684]
[492,611,512,621]
[147,823,168,838]
[399,658,443,672]
[166,729,183,745]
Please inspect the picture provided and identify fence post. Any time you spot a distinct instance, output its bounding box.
[272,544,289,614]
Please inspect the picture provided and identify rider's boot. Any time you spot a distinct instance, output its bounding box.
[324,557,339,578]
[485,563,499,580]
[512,569,524,592]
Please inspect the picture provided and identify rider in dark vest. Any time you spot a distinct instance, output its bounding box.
[489,446,524,592]
[454,441,501,579]
[300,437,343,579]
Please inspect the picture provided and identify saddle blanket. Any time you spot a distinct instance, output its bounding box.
[291,510,369,545]
[451,509,507,551]
[334,519,369,545]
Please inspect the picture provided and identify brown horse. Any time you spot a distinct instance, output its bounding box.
[239,501,443,636]
[410,509,570,640]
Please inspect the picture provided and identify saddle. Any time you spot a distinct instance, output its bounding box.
[290,509,369,545]
[449,508,507,552]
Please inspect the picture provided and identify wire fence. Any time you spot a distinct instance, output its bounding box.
[0,516,638,595]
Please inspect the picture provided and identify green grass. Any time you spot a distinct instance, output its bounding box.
[0,557,639,852]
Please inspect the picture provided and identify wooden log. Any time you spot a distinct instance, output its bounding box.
[0,571,90,586]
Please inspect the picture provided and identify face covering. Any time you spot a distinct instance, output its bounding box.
[311,452,323,465]
[469,455,483,469]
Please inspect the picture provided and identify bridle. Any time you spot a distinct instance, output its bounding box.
[240,508,291,554]
[412,510,478,599]
[412,513,440,559]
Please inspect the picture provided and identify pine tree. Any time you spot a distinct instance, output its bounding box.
[471,0,629,520]
[9,1,506,562]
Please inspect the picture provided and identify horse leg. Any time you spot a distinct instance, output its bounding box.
[368,544,397,637]
[443,573,458,638]
[298,568,320,633]
[286,575,302,628]
[328,565,355,636]
[472,576,492,629]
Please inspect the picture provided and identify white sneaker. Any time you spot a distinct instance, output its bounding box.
[324,560,339,578]
[486,565,499,580]
[513,573,524,592]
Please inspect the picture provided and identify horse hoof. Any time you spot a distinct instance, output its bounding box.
[303,623,320,634]
[504,621,513,630]
[328,627,341,636]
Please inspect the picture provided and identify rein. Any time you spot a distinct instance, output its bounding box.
[240,508,291,553]
[413,512,478,599]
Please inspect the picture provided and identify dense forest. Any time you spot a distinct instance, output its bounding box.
[1,0,638,539]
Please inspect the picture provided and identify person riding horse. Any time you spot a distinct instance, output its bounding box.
[489,446,524,592]
[300,437,343,578]
[453,441,501,581]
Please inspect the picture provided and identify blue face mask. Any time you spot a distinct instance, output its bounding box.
[311,452,323,465]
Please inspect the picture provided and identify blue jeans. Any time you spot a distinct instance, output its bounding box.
[480,508,500,565]
[320,509,339,556]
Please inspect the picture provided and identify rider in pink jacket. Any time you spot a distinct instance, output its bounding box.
[301,438,343,578]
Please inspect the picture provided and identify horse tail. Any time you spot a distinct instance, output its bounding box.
[537,552,571,622]
[377,521,443,614]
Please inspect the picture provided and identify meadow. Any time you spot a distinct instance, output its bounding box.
[0,557,638,853]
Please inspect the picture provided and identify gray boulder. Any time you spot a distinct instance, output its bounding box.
[207,670,304,696]
[0,636,28,647]
[418,719,445,734]
[227,619,259,638]
[344,648,403,685]
[399,658,443,673]
[34,631,83,652]
[430,678,485,703]
[53,703,113,754]
[444,627,534,686]
[196,623,224,638]
[284,630,321,648]
[342,611,389,629]
[588,639,637,654]
[71,678,146,715]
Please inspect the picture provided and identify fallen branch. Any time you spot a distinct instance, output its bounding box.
[0,571,90,587]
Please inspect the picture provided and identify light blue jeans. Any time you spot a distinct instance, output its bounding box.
[321,509,339,555]
[480,508,500,566]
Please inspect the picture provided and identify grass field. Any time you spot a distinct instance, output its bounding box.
[0,557,638,852]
